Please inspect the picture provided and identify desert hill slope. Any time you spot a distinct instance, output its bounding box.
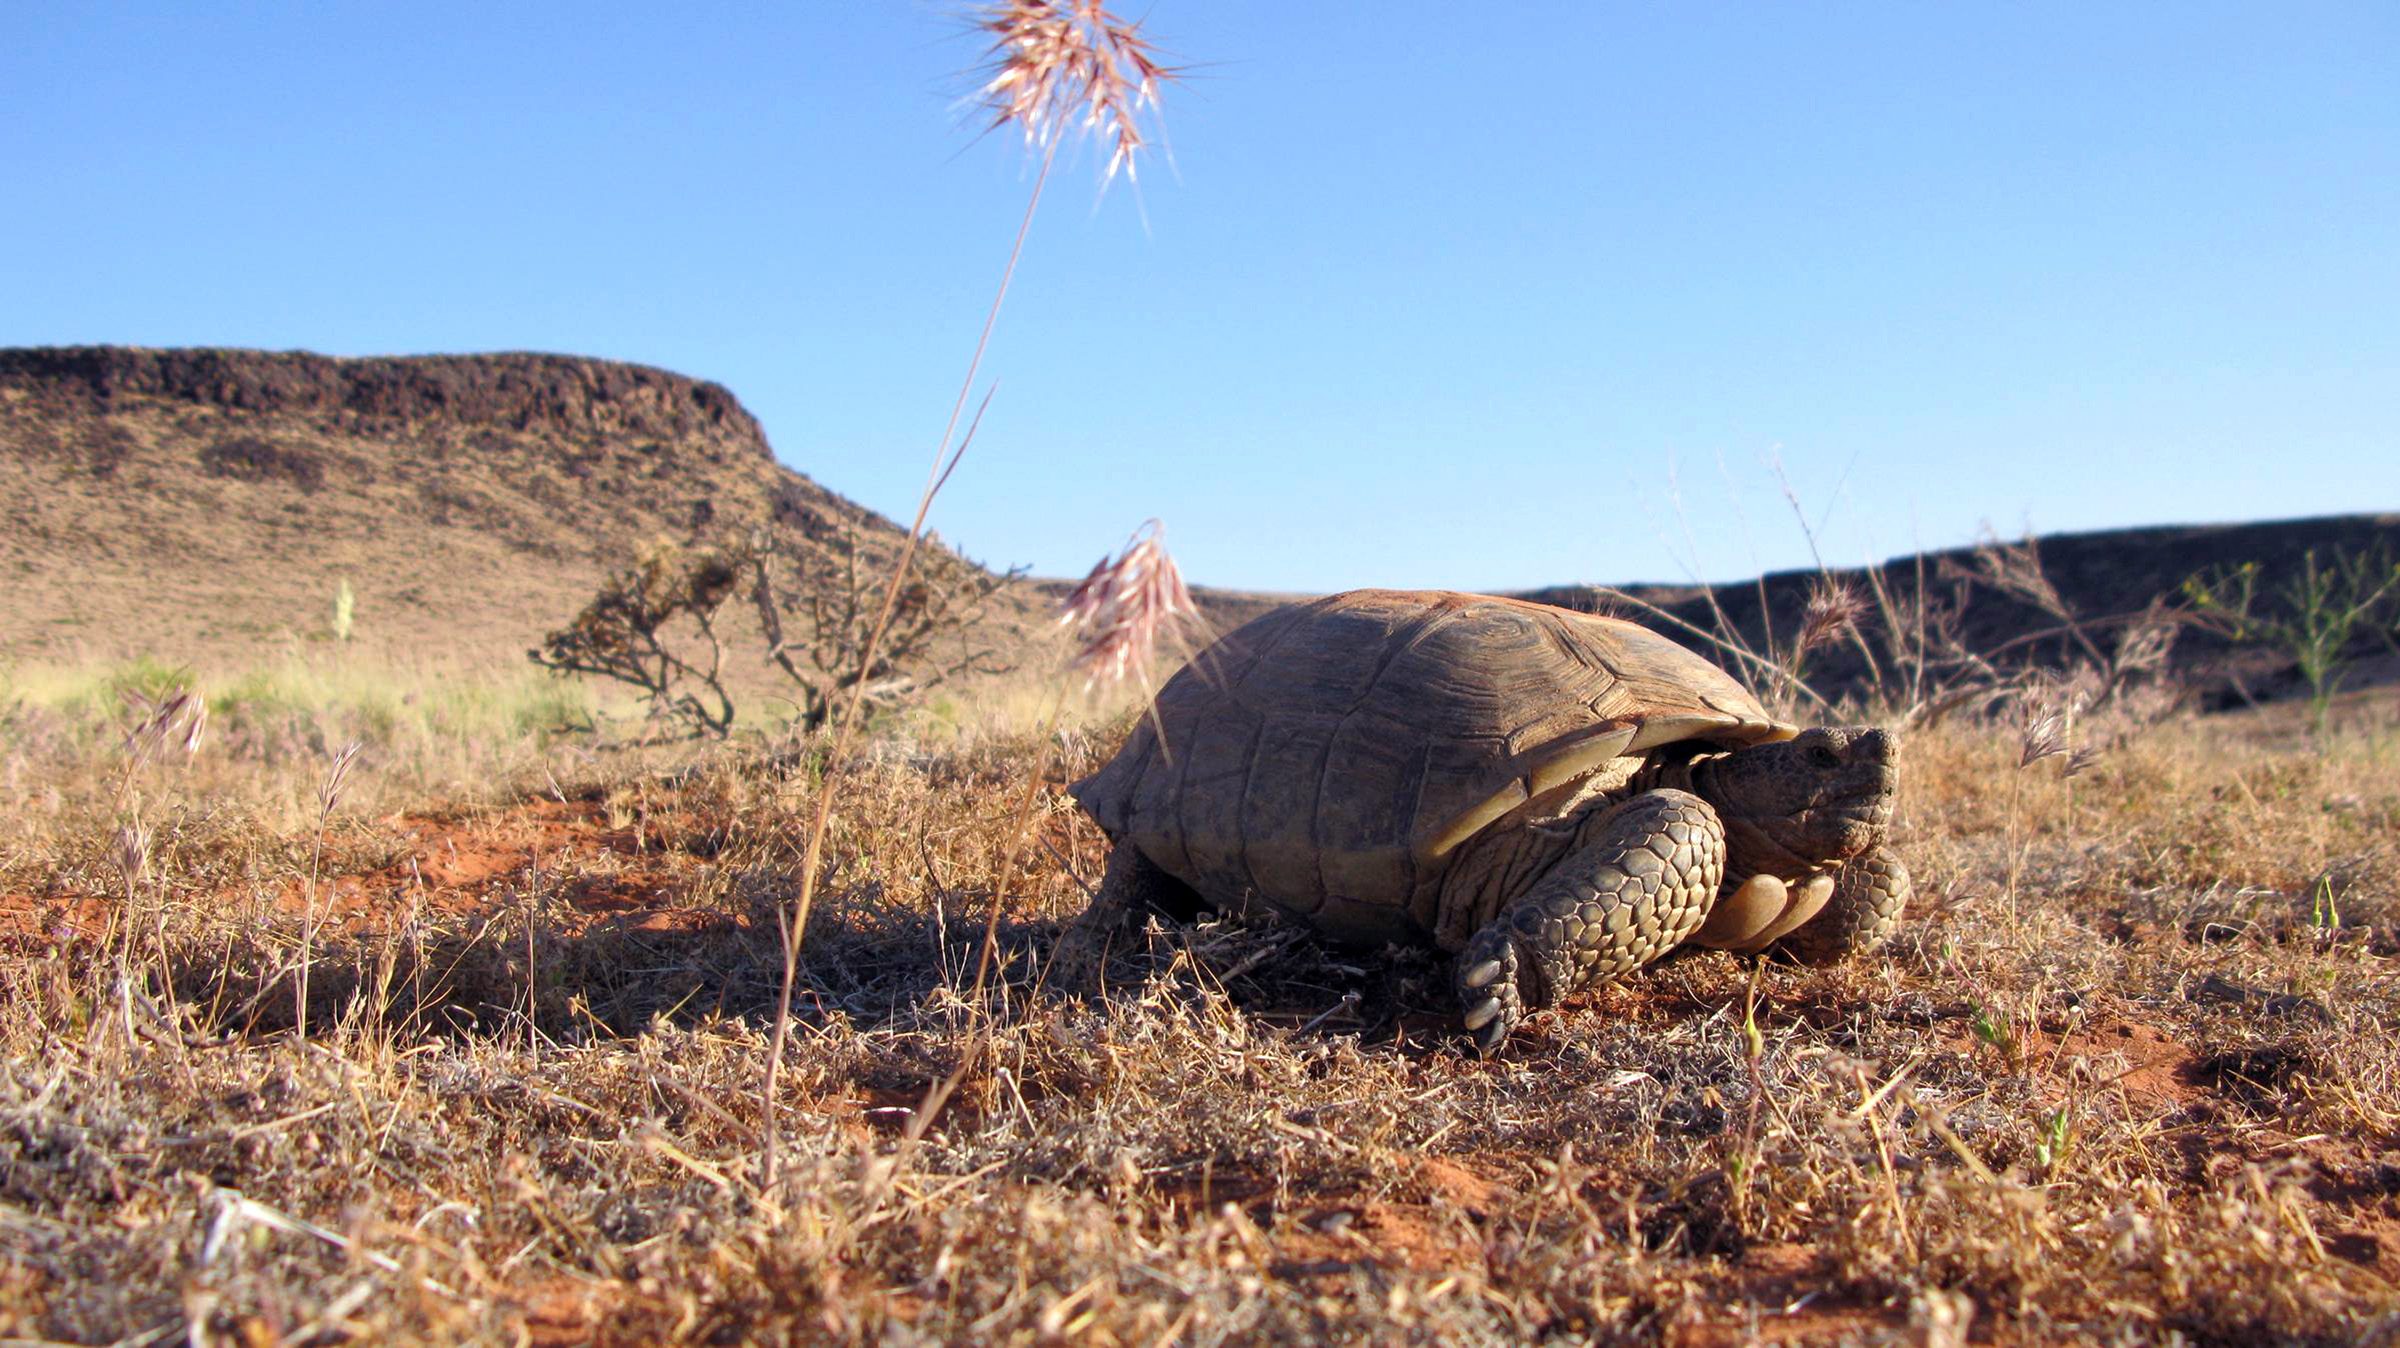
[7,345,2392,715]
[0,346,921,671]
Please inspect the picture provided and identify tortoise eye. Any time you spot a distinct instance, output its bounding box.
[1808,745,1841,769]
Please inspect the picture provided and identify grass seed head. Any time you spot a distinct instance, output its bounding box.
[319,741,364,818]
[120,687,206,766]
[1058,519,1199,689]
[112,819,150,888]
[1797,578,1871,656]
[973,0,1175,183]
[1970,532,2072,621]
[2020,709,2067,769]
[2016,677,2100,773]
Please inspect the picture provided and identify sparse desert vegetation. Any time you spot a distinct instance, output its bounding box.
[2,599,2399,1343]
[6,5,2398,1341]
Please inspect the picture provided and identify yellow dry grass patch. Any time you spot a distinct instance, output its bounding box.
[1,675,2396,1343]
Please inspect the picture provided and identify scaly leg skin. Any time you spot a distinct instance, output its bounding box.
[1773,846,1910,965]
[1052,842,1205,992]
[1455,789,1726,1055]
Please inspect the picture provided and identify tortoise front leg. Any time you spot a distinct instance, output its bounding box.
[1455,789,1725,1055]
[1052,841,1205,992]
[1773,846,1910,965]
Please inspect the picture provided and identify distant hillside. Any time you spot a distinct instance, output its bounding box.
[9,346,2391,718]
[1515,514,2400,707]
[0,346,930,671]
[1176,514,2400,711]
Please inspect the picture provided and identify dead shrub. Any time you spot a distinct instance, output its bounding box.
[529,540,743,738]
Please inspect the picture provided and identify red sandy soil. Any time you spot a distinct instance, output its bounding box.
[8,789,2394,1345]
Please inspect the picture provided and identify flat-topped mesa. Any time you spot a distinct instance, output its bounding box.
[0,346,771,457]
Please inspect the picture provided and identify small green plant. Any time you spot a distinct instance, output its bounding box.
[332,577,355,643]
[2185,545,2400,739]
[2309,874,2343,936]
[1969,999,2025,1072]
[2033,1104,2076,1175]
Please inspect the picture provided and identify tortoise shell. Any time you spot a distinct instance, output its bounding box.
[1070,589,1795,946]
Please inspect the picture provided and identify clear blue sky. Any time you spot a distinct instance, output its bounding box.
[6,3,2395,591]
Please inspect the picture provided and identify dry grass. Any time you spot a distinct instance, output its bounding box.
[1057,519,1202,691]
[0,364,871,675]
[972,0,1175,184]
[3,673,2398,1345]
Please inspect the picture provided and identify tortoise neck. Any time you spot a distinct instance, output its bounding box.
[1627,746,1707,797]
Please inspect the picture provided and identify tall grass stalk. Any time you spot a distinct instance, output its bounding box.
[110,689,205,1021]
[756,0,1176,1191]
[295,741,361,1039]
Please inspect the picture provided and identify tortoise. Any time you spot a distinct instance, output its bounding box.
[1056,589,1908,1053]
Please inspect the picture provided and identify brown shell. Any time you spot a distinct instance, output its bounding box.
[1071,590,1792,940]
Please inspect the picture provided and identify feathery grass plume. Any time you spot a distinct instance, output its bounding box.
[2111,602,2179,680]
[1971,531,2072,623]
[108,685,206,1021]
[2018,696,2068,770]
[111,819,150,891]
[319,739,363,816]
[111,685,203,882]
[1059,519,1200,689]
[1796,577,1870,657]
[2017,679,2097,776]
[118,686,206,778]
[974,0,1174,184]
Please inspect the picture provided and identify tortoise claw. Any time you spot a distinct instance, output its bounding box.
[1473,1016,1510,1056]
[1455,939,1523,1055]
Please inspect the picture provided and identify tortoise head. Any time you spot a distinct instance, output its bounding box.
[1693,726,1898,873]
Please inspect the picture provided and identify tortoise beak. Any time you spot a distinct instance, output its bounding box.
[1847,728,1899,796]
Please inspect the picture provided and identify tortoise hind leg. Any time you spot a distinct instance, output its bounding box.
[1052,842,1205,992]
[1455,789,1725,1055]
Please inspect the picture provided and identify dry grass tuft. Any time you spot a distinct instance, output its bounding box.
[3,675,2398,1343]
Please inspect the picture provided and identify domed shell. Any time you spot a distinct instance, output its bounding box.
[1071,590,1793,943]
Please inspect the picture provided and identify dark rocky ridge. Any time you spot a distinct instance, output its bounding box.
[0,346,768,457]
[1523,514,2400,709]
[1522,514,2400,648]
[1182,513,2400,713]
